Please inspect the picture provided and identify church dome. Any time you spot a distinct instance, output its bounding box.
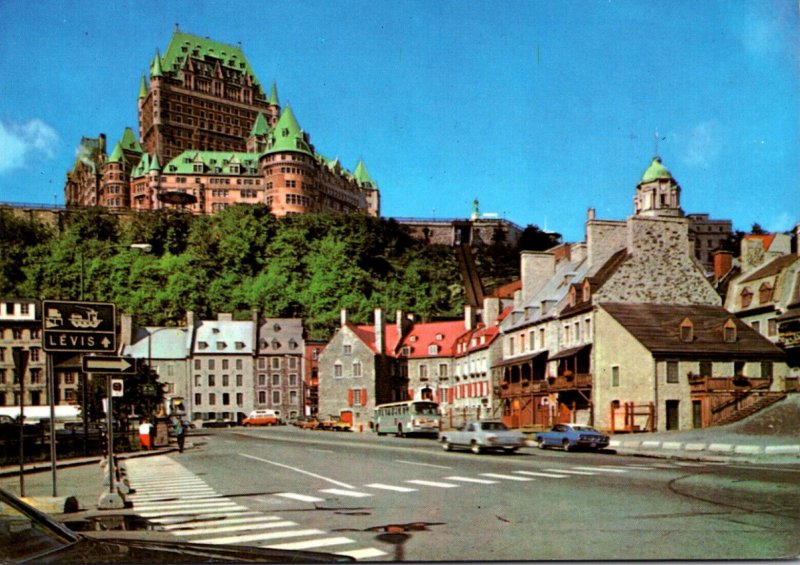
[640,156,673,183]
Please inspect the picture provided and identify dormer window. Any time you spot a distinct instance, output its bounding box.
[582,280,591,302]
[428,344,439,355]
[758,282,773,304]
[273,323,281,332]
[401,346,411,356]
[679,317,694,343]
[216,341,226,350]
[272,338,281,349]
[740,288,753,309]
[409,336,417,343]
[235,341,245,350]
[568,286,577,307]
[435,334,444,341]
[198,341,208,350]
[724,318,737,343]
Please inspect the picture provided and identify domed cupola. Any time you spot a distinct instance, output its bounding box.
[633,156,683,217]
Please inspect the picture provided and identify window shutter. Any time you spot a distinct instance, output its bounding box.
[347,389,354,406]
[408,389,414,400]
[362,388,368,404]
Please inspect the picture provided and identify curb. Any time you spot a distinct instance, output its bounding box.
[608,438,800,461]
[0,448,178,478]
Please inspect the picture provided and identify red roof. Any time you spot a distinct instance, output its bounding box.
[744,234,777,253]
[396,320,466,359]
[347,322,402,354]
[491,280,521,299]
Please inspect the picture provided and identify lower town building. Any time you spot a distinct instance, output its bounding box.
[0,300,47,409]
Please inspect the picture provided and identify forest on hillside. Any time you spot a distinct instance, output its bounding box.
[0,206,559,340]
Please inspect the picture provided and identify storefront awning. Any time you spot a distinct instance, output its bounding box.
[776,307,800,322]
[548,344,592,361]
[492,350,548,369]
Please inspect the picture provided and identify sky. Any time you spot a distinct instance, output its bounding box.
[0,0,797,242]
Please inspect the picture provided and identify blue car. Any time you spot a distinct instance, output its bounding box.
[536,423,610,451]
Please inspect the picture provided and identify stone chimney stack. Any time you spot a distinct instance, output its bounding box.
[713,250,733,281]
[374,308,385,355]
[120,313,133,347]
[340,308,347,327]
[520,251,556,305]
[396,309,404,338]
[186,310,195,329]
[464,305,475,331]
[483,296,501,327]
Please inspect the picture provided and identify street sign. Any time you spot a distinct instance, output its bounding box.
[82,356,138,374]
[110,379,124,397]
[42,300,116,353]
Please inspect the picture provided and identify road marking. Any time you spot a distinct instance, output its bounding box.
[133,499,231,511]
[266,536,355,550]
[479,473,533,481]
[201,528,326,545]
[620,465,656,470]
[337,548,389,560]
[275,492,326,503]
[320,488,373,498]
[674,462,706,467]
[149,512,260,525]
[571,466,629,474]
[161,514,280,530]
[173,520,297,536]
[137,504,246,518]
[395,459,453,469]
[543,468,597,476]
[445,476,498,484]
[308,448,335,453]
[131,493,223,503]
[240,453,355,489]
[513,470,568,479]
[365,483,418,492]
[405,479,459,488]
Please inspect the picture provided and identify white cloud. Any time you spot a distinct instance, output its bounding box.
[0,119,59,174]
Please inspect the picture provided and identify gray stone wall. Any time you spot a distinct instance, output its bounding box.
[596,216,720,305]
[586,219,627,271]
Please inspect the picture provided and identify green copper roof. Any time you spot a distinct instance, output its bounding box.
[353,159,377,189]
[263,105,313,157]
[269,82,279,105]
[640,156,673,183]
[160,31,261,85]
[151,50,163,78]
[119,128,143,153]
[163,151,261,176]
[132,153,149,177]
[249,112,271,137]
[108,142,127,164]
[138,75,148,99]
[149,153,161,171]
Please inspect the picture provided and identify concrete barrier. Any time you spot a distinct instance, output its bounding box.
[21,496,79,514]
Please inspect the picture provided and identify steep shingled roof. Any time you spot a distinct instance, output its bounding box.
[163,151,261,176]
[353,159,377,189]
[601,302,785,358]
[159,30,261,85]
[264,105,314,156]
[741,254,799,284]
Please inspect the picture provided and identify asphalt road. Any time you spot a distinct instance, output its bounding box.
[121,427,799,562]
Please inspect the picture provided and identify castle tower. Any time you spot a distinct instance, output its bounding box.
[102,142,130,208]
[633,156,683,217]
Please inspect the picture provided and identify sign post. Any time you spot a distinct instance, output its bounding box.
[11,347,29,497]
[42,300,118,507]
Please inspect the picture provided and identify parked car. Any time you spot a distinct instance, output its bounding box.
[294,416,320,430]
[535,423,610,451]
[0,486,353,563]
[439,420,528,454]
[242,410,280,427]
[318,415,351,432]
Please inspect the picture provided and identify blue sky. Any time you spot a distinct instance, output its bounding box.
[0,0,797,242]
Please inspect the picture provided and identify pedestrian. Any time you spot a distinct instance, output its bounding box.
[138,418,151,450]
[173,416,189,453]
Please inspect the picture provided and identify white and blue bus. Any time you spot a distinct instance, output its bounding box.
[374,400,440,437]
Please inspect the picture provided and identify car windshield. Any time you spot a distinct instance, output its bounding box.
[0,489,76,562]
[414,402,438,416]
[571,425,599,432]
[481,422,509,431]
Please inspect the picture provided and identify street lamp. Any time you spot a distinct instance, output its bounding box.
[79,243,152,301]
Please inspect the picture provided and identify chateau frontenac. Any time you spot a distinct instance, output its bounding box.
[65,28,380,217]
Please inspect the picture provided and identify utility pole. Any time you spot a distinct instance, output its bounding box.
[12,347,29,496]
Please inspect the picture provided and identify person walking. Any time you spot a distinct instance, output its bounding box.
[173,416,189,453]
[138,418,152,450]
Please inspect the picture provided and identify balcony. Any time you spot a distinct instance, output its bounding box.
[689,375,770,393]
[501,373,592,395]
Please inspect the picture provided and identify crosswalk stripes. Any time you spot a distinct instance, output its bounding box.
[319,488,373,498]
[479,473,534,481]
[405,479,460,488]
[542,468,598,476]
[513,470,569,478]
[445,476,498,484]
[365,483,418,492]
[124,457,388,560]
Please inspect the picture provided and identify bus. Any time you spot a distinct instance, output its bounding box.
[374,400,440,437]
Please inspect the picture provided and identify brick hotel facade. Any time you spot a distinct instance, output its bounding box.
[65,28,379,218]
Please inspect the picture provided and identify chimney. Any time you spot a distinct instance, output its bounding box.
[713,250,733,281]
[374,308,385,355]
[587,207,595,221]
[186,310,195,329]
[520,251,556,304]
[120,313,133,347]
[396,310,404,338]
[464,305,475,331]
[483,296,500,327]
[340,308,347,328]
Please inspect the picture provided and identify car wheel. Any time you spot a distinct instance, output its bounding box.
[503,447,518,454]
[470,442,482,455]
[441,440,451,451]
[376,425,386,437]
[562,439,572,452]
[397,425,404,438]
[537,438,546,449]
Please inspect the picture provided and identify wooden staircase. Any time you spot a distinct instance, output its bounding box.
[714,392,787,426]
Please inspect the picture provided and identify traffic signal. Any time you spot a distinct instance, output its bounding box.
[111,379,124,397]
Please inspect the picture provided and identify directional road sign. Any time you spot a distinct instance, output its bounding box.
[82,356,138,374]
[42,300,116,353]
